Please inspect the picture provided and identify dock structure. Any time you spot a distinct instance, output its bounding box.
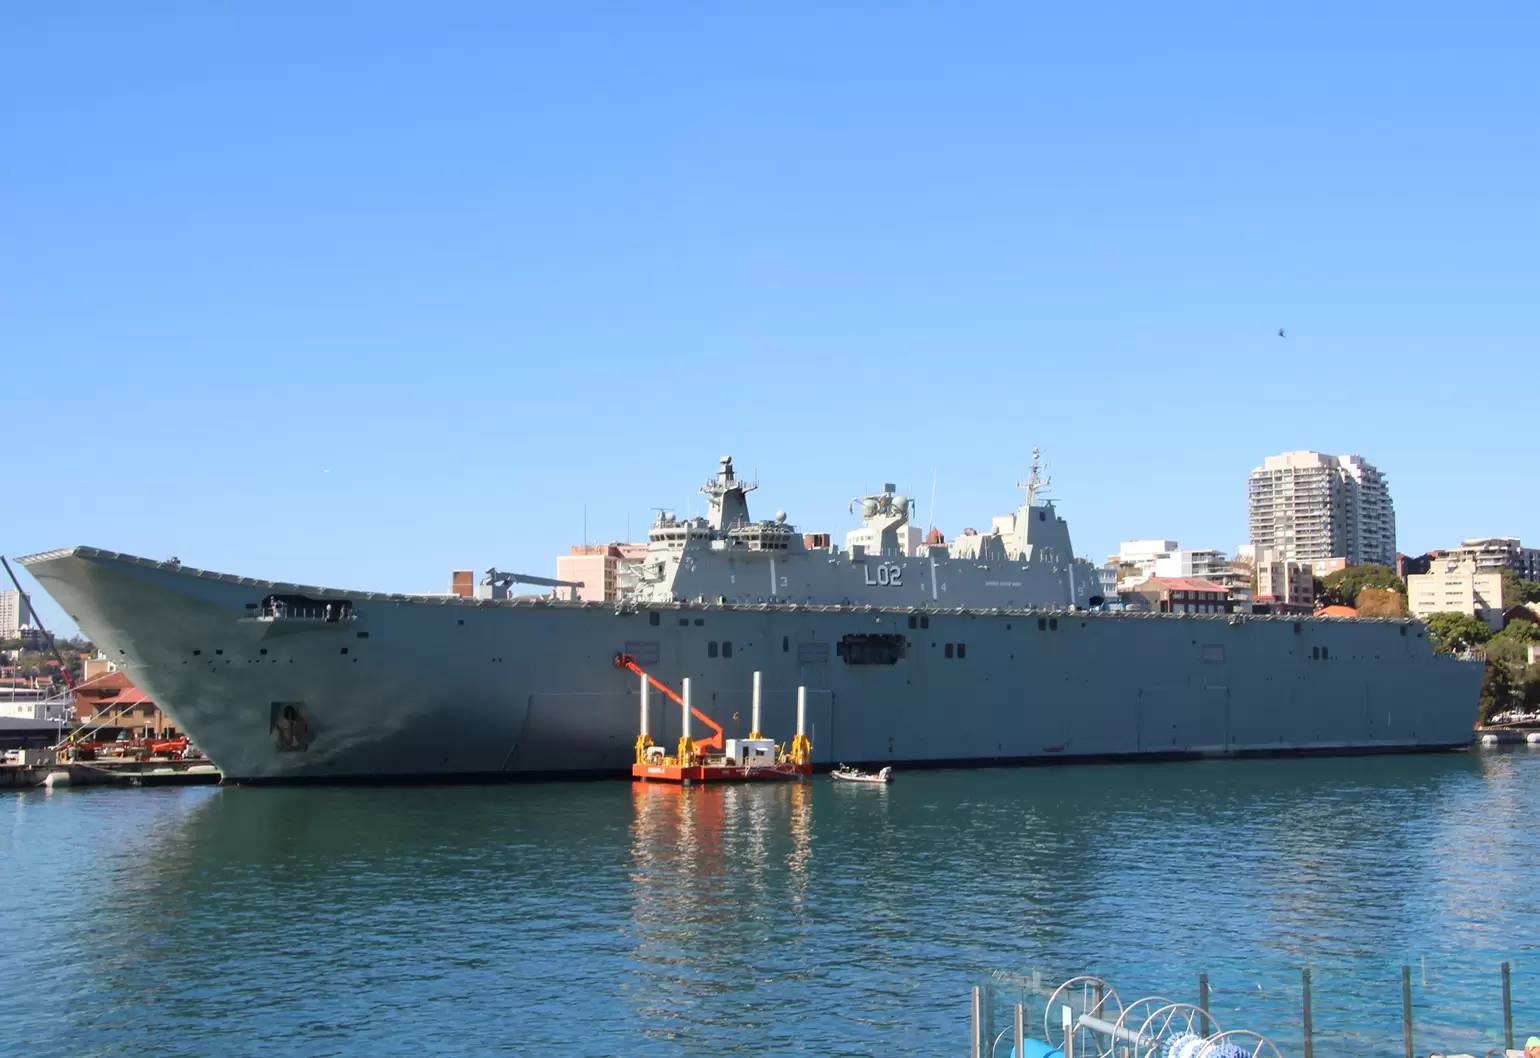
[630,667,812,784]
[0,759,221,789]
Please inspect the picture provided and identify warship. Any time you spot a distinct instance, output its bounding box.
[20,455,1481,782]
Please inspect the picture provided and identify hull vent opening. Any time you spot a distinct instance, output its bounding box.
[836,634,906,665]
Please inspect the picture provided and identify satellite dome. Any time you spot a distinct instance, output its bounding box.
[775,510,787,523]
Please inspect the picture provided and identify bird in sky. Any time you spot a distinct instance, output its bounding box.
[1278,327,1287,338]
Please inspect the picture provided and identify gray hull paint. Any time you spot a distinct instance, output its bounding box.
[22,548,1481,782]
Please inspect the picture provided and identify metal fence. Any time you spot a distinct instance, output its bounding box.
[970,958,1536,1058]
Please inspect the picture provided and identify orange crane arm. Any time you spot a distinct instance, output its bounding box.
[614,654,724,751]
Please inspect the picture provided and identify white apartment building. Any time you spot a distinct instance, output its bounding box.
[1247,451,1396,568]
[1154,549,1228,580]
[1407,557,1505,630]
[1437,538,1540,582]
[1108,541,1228,590]
[0,590,32,640]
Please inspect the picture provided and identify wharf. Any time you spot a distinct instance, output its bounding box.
[0,759,222,789]
[1476,725,1540,746]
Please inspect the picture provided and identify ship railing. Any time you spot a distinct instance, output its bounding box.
[255,603,358,623]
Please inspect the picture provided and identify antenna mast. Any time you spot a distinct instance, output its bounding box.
[1018,447,1051,509]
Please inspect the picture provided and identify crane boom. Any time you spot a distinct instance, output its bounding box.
[613,654,724,752]
[480,568,586,601]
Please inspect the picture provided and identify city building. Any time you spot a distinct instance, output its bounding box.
[1247,451,1397,569]
[1108,540,1177,584]
[1406,557,1505,630]
[81,654,119,683]
[557,545,622,602]
[73,671,179,739]
[1255,550,1316,613]
[0,678,61,722]
[1154,549,1228,580]
[553,543,650,603]
[1119,577,1236,615]
[0,589,32,640]
[1396,552,1436,579]
[1096,565,1119,602]
[1435,538,1540,582]
[1107,541,1228,591]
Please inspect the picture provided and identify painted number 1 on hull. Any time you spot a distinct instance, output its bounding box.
[863,562,903,587]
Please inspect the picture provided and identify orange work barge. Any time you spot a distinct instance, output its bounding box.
[616,655,812,785]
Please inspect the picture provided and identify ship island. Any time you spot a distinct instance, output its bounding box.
[19,455,1483,783]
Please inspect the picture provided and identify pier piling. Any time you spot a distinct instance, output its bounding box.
[1301,968,1314,1058]
[971,986,982,1058]
[1502,961,1513,1050]
[1401,964,1413,1058]
[1198,972,1210,1037]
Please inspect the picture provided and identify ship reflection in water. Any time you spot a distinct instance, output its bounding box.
[9,751,1540,1056]
[625,782,818,1042]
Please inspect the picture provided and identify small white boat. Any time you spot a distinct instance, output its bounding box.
[830,764,893,784]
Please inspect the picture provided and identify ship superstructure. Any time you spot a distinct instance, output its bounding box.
[628,454,1100,612]
[18,455,1482,782]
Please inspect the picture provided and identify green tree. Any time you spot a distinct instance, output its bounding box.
[1492,619,1540,646]
[1322,564,1406,608]
[1424,611,1493,654]
[1500,569,1540,607]
[1480,660,1518,722]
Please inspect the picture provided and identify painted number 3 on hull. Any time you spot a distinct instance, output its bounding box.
[862,563,903,587]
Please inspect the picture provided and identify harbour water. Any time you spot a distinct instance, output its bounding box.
[3,751,1537,1057]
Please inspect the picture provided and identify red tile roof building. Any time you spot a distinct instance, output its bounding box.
[73,671,179,739]
[1120,576,1237,615]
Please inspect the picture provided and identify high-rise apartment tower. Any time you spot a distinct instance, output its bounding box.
[0,589,32,640]
[1247,451,1396,569]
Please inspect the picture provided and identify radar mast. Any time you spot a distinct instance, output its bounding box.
[1017,447,1051,509]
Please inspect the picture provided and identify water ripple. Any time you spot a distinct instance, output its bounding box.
[1,752,1537,1056]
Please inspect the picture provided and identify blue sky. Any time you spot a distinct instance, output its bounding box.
[5,2,1535,636]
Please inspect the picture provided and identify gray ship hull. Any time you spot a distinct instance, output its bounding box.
[21,548,1482,782]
